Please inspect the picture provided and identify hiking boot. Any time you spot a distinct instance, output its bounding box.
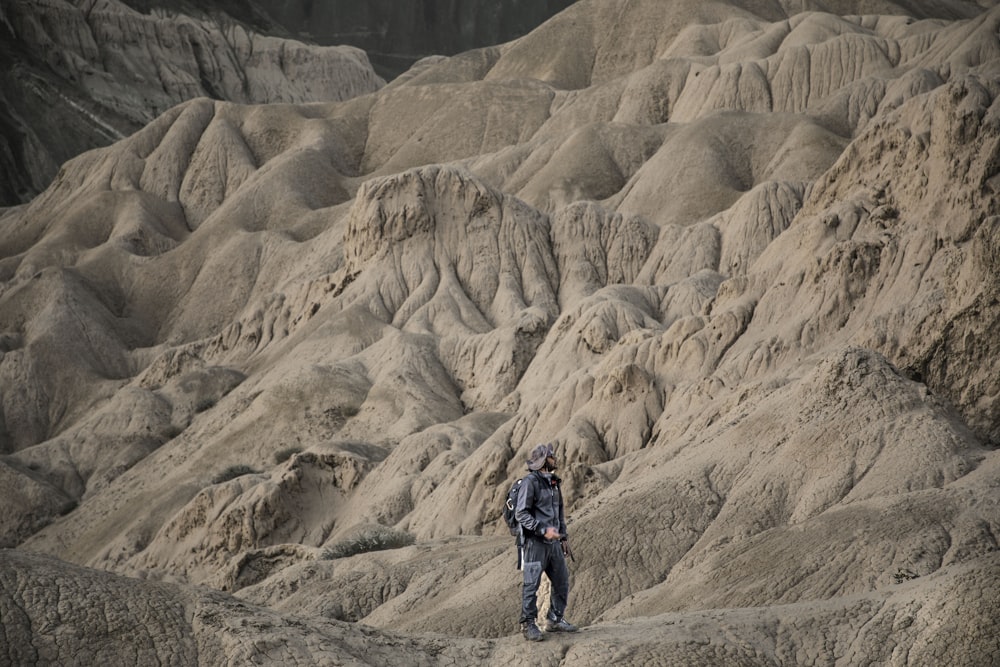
[521,621,544,641]
[544,617,578,633]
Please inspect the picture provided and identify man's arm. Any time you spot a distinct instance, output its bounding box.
[558,493,568,538]
[515,475,541,535]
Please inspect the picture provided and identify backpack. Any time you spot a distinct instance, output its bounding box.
[503,477,525,537]
[503,476,530,569]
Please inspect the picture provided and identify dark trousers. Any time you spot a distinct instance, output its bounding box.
[519,537,570,623]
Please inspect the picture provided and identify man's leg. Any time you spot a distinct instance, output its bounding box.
[544,544,577,632]
[544,545,570,621]
[519,539,545,640]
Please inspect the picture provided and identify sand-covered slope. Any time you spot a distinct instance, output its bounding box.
[2,0,1000,664]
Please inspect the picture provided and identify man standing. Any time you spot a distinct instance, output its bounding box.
[515,443,578,641]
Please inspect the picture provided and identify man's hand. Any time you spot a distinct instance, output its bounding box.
[543,526,560,540]
[561,539,575,562]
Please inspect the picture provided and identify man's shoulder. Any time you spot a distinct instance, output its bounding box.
[519,471,545,493]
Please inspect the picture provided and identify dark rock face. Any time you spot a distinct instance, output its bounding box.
[0,0,384,207]
[244,0,580,79]
[0,12,137,206]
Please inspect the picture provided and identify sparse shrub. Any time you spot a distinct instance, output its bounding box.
[195,396,218,412]
[321,526,415,560]
[323,405,360,427]
[212,464,260,484]
[274,446,303,464]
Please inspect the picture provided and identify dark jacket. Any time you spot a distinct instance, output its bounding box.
[515,470,567,540]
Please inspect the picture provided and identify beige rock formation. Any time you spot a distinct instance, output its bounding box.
[3,0,1000,664]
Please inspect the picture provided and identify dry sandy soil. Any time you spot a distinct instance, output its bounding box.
[2,0,1000,664]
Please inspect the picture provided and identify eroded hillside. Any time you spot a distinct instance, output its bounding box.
[2,0,1000,664]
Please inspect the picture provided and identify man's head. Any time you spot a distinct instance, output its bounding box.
[527,443,557,471]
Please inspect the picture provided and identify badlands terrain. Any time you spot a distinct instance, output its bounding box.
[3,0,1000,664]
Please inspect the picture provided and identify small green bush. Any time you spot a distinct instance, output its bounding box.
[321,526,415,560]
[212,464,260,484]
